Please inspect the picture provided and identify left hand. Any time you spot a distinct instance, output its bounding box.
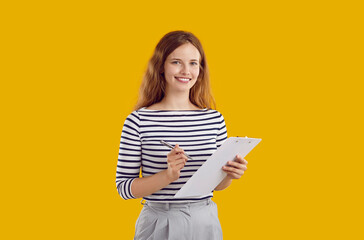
[222,155,248,179]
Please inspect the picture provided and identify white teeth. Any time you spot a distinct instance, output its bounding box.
[176,77,190,82]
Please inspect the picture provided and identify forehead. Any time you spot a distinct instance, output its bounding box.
[167,43,200,60]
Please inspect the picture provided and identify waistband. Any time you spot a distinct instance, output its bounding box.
[142,198,212,210]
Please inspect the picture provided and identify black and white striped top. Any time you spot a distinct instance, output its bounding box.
[116,107,228,202]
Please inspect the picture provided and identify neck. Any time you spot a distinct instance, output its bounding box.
[161,92,197,110]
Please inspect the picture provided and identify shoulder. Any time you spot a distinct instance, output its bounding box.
[124,110,140,124]
[208,109,225,118]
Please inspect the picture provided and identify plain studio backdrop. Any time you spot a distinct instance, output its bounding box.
[1,0,363,239]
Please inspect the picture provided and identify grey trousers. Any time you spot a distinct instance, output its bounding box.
[134,198,223,240]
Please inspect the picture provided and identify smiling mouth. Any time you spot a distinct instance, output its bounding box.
[175,77,191,83]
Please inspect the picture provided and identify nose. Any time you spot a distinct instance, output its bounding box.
[180,63,190,76]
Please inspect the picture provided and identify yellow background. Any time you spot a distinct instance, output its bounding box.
[1,0,363,239]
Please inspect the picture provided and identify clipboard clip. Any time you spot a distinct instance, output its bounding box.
[236,136,251,143]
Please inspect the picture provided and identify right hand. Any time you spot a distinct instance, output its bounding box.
[166,144,188,182]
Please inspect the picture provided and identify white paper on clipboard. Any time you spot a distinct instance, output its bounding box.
[174,137,261,198]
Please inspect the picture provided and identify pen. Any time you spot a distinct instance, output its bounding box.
[160,140,193,160]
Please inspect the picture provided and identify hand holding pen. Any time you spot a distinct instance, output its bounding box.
[160,140,192,160]
[160,140,190,182]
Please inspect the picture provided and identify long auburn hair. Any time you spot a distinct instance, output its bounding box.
[134,30,216,110]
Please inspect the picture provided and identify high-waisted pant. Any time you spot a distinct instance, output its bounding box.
[134,198,223,240]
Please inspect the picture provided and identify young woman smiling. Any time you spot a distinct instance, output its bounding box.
[116,30,248,240]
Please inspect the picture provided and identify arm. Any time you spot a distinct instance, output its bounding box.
[213,113,247,191]
[131,144,188,198]
[215,176,233,191]
[214,113,231,191]
[214,155,248,191]
[116,111,188,199]
[116,112,142,199]
[131,170,172,198]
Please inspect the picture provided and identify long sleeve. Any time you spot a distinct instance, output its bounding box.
[115,111,141,200]
[216,113,228,148]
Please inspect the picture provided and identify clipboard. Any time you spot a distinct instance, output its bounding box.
[174,137,261,198]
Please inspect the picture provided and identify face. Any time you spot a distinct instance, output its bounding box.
[163,43,201,94]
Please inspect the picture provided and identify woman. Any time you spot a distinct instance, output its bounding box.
[116,30,248,240]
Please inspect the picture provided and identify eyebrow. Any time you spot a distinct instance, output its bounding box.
[170,58,199,61]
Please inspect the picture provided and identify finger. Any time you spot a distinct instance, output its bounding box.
[224,170,243,179]
[178,157,187,164]
[171,153,188,162]
[226,161,241,168]
[226,171,242,179]
[174,144,182,151]
[241,158,248,164]
[227,161,247,169]
[222,166,245,175]
[176,161,186,169]
[223,166,243,178]
[234,155,245,163]
[174,144,186,153]
[173,159,187,168]
[172,148,185,155]
[181,153,188,161]
[168,149,185,159]
[225,164,247,172]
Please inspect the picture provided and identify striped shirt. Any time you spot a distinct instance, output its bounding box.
[115,107,228,202]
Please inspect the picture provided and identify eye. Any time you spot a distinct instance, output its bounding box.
[172,61,180,64]
[190,62,199,66]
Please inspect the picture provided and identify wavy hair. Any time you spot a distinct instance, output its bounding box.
[134,30,216,110]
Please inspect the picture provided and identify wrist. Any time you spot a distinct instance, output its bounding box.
[224,175,233,181]
[162,169,175,184]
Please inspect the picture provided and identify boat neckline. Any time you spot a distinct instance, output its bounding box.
[139,107,209,112]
